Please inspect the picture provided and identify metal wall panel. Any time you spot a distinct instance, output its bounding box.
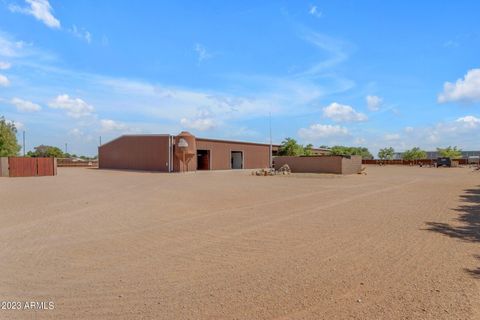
[8,157,37,177]
[176,139,270,171]
[37,158,55,176]
[99,135,171,171]
[2,158,57,177]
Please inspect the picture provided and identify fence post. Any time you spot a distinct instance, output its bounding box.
[0,157,9,177]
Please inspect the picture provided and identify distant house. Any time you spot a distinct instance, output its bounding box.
[271,145,331,156]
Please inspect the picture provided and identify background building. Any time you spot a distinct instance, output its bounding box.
[271,145,331,156]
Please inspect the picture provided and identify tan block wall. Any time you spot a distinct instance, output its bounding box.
[274,156,362,174]
[341,156,362,174]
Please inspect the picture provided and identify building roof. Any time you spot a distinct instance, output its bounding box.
[196,137,271,147]
[99,134,333,151]
[99,134,272,149]
[99,134,172,148]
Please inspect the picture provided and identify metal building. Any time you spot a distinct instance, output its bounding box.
[98,132,271,172]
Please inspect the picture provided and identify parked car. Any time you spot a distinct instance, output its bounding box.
[436,157,451,167]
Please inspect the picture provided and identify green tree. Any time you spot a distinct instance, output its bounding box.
[0,116,21,156]
[28,145,64,158]
[437,146,462,159]
[304,143,314,156]
[278,137,304,156]
[378,147,395,160]
[330,146,373,159]
[402,147,427,160]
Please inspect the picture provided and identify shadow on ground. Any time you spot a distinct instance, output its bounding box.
[425,186,480,279]
[465,255,480,279]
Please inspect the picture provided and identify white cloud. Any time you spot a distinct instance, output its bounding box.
[0,29,353,134]
[15,121,24,130]
[0,61,11,70]
[85,32,92,44]
[0,74,9,86]
[99,77,275,123]
[366,95,382,111]
[10,97,42,112]
[0,28,359,156]
[100,119,127,132]
[5,119,24,131]
[384,133,401,141]
[9,0,61,29]
[194,43,212,62]
[0,33,29,57]
[438,69,480,103]
[180,117,217,131]
[69,128,84,137]
[308,5,322,18]
[299,31,350,76]
[393,115,480,151]
[323,102,368,122]
[354,137,366,145]
[48,94,95,118]
[298,124,348,140]
[455,115,480,128]
[69,25,92,43]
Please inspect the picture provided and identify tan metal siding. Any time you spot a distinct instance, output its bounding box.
[195,139,270,170]
[99,136,170,171]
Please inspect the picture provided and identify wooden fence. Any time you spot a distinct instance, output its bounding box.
[57,158,98,167]
[0,157,57,177]
[362,159,468,165]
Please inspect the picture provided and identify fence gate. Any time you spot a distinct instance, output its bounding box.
[37,158,55,176]
[8,157,37,177]
[5,157,56,177]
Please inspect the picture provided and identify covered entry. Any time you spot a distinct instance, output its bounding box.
[231,151,243,169]
[197,150,210,170]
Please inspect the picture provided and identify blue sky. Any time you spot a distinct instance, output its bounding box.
[0,0,479,156]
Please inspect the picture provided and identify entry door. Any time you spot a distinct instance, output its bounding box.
[231,151,243,169]
[197,150,210,170]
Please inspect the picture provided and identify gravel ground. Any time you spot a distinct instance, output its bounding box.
[0,166,479,319]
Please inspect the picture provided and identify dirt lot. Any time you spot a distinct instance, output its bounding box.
[0,166,479,319]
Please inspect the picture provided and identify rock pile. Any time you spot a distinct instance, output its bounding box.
[358,166,367,175]
[251,165,291,176]
[278,164,291,175]
[252,168,275,176]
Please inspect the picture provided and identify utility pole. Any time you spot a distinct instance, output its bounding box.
[22,130,25,156]
[269,112,273,168]
[65,143,68,155]
[99,136,102,146]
